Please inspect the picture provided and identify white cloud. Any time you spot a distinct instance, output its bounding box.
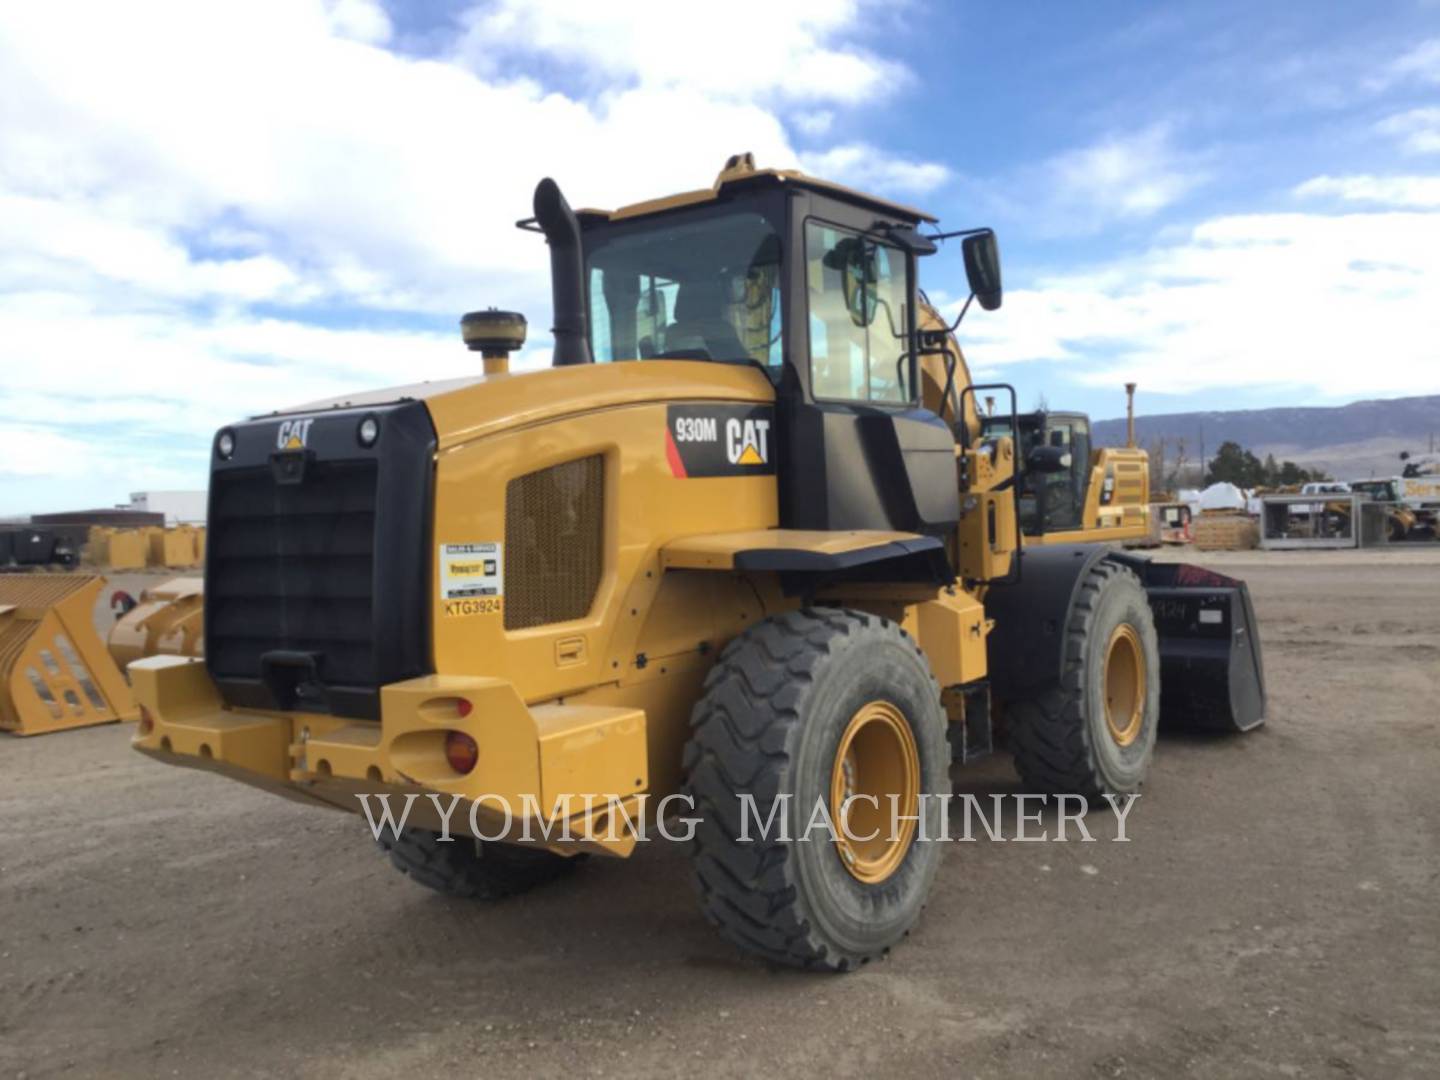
[1377,107,1440,154]
[1295,174,1440,208]
[1381,37,1440,87]
[0,1,817,321]
[800,144,951,196]
[325,0,391,45]
[0,193,306,303]
[792,111,835,138]
[1045,124,1205,223]
[961,206,1440,400]
[454,0,909,105]
[0,0,936,512]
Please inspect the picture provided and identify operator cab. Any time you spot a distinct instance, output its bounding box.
[981,410,1093,535]
[524,153,1003,540]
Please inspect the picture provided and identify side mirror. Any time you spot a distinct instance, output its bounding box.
[962,230,1002,311]
[1027,446,1072,474]
[826,237,879,327]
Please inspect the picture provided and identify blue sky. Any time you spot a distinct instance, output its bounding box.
[2,0,1438,514]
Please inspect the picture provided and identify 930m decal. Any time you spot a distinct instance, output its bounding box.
[665,404,775,478]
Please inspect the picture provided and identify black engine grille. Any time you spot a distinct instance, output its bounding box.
[208,460,377,693]
[204,402,435,720]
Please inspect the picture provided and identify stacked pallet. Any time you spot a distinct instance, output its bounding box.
[1192,512,1259,551]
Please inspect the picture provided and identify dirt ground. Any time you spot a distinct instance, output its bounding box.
[2,550,1438,1079]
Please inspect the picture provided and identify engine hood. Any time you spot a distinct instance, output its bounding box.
[420,361,775,451]
[262,361,774,452]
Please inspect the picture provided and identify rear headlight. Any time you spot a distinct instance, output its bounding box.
[357,414,380,448]
[445,731,478,775]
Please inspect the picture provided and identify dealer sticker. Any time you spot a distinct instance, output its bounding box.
[440,542,503,617]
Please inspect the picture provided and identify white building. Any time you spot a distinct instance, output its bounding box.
[127,490,207,525]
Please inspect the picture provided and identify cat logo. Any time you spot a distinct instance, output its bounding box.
[276,418,314,451]
[664,404,776,478]
[726,417,770,466]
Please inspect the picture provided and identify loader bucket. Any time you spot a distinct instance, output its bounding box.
[107,576,204,669]
[1125,560,1267,733]
[0,574,136,736]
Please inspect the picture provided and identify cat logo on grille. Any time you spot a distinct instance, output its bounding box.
[276,418,314,450]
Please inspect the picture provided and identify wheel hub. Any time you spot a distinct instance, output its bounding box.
[829,701,920,884]
[1103,624,1145,748]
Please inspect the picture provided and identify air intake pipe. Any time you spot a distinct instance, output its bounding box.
[533,178,593,366]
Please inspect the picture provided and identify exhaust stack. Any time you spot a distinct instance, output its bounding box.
[533,178,593,366]
[1125,382,1137,448]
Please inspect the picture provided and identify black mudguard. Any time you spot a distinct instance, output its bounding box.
[985,545,1266,733]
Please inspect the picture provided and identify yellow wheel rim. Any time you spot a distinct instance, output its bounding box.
[829,701,920,884]
[1103,624,1146,748]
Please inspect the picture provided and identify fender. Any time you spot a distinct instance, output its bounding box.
[661,528,953,594]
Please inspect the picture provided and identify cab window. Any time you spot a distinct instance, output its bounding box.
[805,222,910,404]
[586,212,782,367]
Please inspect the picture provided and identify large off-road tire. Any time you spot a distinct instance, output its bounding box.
[1008,559,1160,797]
[682,608,949,971]
[379,829,581,900]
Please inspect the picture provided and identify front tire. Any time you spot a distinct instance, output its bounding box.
[682,608,949,971]
[1008,560,1160,797]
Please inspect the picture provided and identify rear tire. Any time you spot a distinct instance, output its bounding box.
[379,829,581,900]
[682,608,949,971]
[1008,559,1160,797]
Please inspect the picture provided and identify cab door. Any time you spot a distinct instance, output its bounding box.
[1034,415,1092,532]
[778,202,959,536]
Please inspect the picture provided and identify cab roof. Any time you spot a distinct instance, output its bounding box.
[576,152,938,226]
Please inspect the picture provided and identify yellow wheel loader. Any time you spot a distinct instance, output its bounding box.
[132,155,1265,970]
[980,409,1151,545]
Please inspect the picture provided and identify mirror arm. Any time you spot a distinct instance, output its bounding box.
[946,292,975,335]
[926,226,993,242]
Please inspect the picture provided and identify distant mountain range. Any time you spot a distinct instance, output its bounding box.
[1092,394,1440,481]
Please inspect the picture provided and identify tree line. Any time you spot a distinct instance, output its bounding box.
[1202,441,1330,488]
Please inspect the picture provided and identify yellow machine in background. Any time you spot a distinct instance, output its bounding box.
[981,409,1152,545]
[107,577,205,668]
[0,574,136,736]
[130,155,1265,970]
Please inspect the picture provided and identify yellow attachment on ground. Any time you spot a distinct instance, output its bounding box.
[0,574,136,736]
[106,529,150,570]
[147,527,199,568]
[107,576,204,668]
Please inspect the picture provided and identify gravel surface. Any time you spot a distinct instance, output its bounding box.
[1,550,1437,1078]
